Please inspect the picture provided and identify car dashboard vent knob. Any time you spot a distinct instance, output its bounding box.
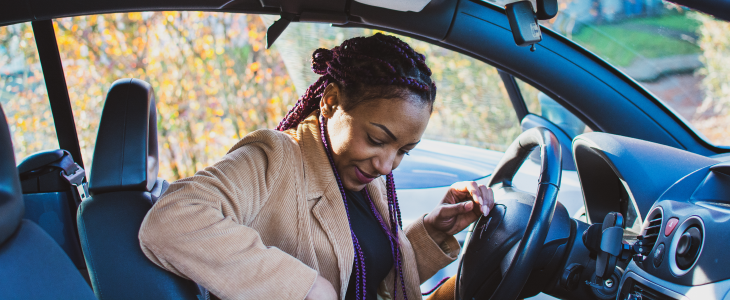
[675,226,702,270]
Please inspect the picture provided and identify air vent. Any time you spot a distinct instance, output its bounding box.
[619,277,680,300]
[642,208,663,250]
[629,282,678,300]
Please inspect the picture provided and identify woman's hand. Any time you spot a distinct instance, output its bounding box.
[423,181,495,245]
[305,275,338,300]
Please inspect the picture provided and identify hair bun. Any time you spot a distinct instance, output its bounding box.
[311,48,333,75]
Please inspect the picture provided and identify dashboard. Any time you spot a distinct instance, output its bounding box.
[620,162,730,299]
[571,132,730,300]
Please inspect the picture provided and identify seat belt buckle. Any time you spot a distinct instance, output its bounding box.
[61,164,88,200]
[75,182,89,201]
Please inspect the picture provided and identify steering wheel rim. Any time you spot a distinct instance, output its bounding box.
[456,127,562,300]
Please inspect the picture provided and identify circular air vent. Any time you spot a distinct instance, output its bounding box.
[641,208,663,251]
[669,216,705,276]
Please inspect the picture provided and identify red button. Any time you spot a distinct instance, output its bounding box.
[665,218,679,236]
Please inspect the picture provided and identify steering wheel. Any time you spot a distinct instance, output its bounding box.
[456,127,562,300]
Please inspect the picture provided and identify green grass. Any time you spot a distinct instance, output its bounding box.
[625,14,701,33]
[571,17,701,67]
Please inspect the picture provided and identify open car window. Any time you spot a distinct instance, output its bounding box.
[0,22,58,161]
[57,12,524,179]
[54,13,298,178]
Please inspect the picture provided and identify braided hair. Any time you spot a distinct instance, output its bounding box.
[276,33,436,131]
[276,33,436,300]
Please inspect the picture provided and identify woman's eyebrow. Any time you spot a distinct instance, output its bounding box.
[370,122,397,141]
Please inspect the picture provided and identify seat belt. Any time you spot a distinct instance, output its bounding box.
[18,150,89,203]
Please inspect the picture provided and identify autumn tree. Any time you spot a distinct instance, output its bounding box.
[54,12,297,179]
[0,23,57,160]
[694,13,730,145]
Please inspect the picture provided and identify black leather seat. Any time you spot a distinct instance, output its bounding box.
[77,78,200,300]
[0,104,96,299]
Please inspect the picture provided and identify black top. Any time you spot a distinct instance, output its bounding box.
[344,189,394,300]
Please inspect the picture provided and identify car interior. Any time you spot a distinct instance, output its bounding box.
[0,105,95,299]
[1,0,730,299]
[76,78,201,299]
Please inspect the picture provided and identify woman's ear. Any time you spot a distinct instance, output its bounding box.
[320,83,341,119]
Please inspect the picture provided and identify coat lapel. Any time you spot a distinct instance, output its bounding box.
[312,184,354,299]
[297,113,354,298]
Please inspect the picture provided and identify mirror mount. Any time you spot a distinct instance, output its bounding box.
[266,13,295,49]
[504,0,558,51]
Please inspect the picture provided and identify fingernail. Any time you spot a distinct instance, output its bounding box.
[477,195,483,204]
[465,201,473,210]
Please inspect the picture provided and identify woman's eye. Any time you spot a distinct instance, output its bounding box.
[399,150,411,156]
[368,135,384,146]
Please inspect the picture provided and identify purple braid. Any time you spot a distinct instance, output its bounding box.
[320,116,407,300]
[277,33,436,300]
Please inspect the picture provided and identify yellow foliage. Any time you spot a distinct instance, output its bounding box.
[694,13,730,146]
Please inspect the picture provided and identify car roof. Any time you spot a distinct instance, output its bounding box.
[667,0,730,22]
[2,0,728,158]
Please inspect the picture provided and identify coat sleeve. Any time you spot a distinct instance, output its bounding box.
[404,216,461,283]
[139,130,317,300]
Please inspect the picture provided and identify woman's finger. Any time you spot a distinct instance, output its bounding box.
[438,201,474,219]
[445,181,478,204]
[478,185,494,216]
[464,181,482,206]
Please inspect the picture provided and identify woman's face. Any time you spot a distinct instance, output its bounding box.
[321,84,431,191]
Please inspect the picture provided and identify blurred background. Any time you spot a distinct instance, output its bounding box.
[0,0,727,179]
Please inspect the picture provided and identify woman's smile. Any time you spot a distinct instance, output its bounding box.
[354,166,377,184]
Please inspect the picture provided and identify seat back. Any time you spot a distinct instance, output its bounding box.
[17,149,87,271]
[77,78,200,300]
[0,104,96,299]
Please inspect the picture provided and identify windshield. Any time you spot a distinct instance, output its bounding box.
[489,0,729,147]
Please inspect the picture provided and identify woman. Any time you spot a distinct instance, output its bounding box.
[139,33,494,300]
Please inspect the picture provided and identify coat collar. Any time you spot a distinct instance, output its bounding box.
[293,112,336,201]
[292,112,394,298]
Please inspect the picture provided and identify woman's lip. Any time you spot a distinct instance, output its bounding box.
[354,166,376,184]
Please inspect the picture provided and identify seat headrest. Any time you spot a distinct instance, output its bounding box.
[0,104,24,245]
[89,79,159,195]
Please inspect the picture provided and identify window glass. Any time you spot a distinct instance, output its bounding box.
[54,13,298,178]
[0,23,58,161]
[487,0,729,146]
[57,13,522,180]
[516,77,592,138]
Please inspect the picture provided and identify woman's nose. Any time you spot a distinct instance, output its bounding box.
[372,150,397,176]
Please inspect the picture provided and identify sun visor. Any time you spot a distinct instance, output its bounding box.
[354,0,432,12]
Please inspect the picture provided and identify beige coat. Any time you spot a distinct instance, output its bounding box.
[139,113,460,300]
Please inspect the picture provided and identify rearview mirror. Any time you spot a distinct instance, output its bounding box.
[535,0,558,20]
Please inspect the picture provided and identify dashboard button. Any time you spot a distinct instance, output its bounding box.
[653,243,665,268]
[664,217,679,237]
